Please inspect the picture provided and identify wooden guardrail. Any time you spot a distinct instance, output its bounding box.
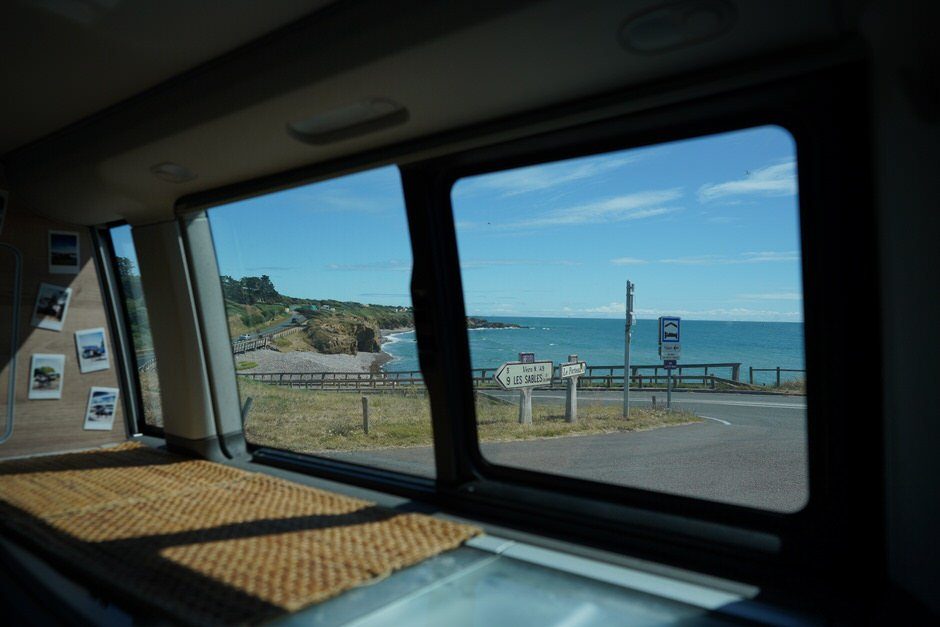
[232,337,270,355]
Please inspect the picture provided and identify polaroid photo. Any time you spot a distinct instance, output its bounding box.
[0,189,7,236]
[28,353,66,400]
[75,327,110,373]
[83,386,120,431]
[49,230,81,274]
[31,282,73,331]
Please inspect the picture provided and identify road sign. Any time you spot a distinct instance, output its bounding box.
[519,352,535,364]
[659,316,681,343]
[663,359,677,370]
[560,361,586,378]
[660,343,681,359]
[495,360,553,390]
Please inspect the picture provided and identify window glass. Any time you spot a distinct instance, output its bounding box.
[207,167,434,477]
[109,225,163,429]
[451,126,807,512]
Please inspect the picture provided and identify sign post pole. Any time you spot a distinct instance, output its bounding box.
[565,354,579,423]
[495,355,553,426]
[666,368,672,409]
[623,281,634,418]
[658,316,681,412]
[519,388,533,425]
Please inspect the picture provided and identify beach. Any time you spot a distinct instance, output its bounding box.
[236,327,412,374]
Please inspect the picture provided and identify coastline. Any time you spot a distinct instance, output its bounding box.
[234,327,413,375]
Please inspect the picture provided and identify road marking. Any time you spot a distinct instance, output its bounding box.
[516,392,805,410]
[700,415,732,426]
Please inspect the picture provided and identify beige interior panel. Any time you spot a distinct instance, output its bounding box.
[0,193,128,459]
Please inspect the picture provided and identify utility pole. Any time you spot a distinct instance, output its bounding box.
[623,281,635,418]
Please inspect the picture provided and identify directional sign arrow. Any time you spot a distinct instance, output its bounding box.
[560,361,586,378]
[495,360,554,390]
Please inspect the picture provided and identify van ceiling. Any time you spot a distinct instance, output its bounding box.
[1,0,845,226]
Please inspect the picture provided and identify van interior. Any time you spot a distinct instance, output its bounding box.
[1,1,938,625]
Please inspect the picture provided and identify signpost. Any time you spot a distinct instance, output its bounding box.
[658,316,681,409]
[560,354,586,422]
[495,358,553,424]
[624,281,635,418]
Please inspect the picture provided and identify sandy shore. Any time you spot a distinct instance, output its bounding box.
[236,327,413,374]
[238,348,391,374]
[380,327,413,343]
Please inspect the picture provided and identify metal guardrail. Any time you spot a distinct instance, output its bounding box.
[236,362,751,391]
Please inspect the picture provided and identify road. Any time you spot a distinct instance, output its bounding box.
[323,390,808,512]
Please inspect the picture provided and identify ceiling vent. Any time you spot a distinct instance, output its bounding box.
[619,0,736,54]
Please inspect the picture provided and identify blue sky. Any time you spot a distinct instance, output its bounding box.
[198,125,802,321]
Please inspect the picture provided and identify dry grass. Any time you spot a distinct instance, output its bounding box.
[766,378,806,394]
[227,309,291,337]
[138,368,163,428]
[239,380,699,453]
[270,332,313,352]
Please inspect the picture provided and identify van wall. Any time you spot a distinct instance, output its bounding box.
[0,189,128,459]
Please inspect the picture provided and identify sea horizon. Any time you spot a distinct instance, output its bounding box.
[381,316,805,385]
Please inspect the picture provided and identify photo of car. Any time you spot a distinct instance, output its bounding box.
[74,327,110,373]
[31,283,73,331]
[83,387,119,431]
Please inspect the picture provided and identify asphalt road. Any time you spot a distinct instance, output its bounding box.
[324,390,808,512]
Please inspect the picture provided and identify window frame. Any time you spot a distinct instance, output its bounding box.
[430,121,814,524]
[398,63,882,586]
[96,223,164,437]
[168,62,882,594]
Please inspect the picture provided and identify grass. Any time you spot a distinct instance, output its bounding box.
[763,378,806,394]
[138,368,164,429]
[270,332,313,352]
[239,379,700,454]
[236,361,258,370]
[226,302,291,337]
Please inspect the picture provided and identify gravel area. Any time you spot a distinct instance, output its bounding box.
[237,348,390,373]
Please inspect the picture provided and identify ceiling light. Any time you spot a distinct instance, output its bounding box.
[287,98,408,145]
[150,162,197,183]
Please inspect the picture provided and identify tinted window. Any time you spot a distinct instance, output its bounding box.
[206,167,435,477]
[109,225,163,429]
[451,126,808,512]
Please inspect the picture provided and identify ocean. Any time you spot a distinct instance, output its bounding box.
[382,317,805,385]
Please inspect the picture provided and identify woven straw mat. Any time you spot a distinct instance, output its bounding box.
[0,442,480,625]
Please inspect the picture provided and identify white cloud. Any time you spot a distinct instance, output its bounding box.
[580,302,626,315]
[461,259,580,269]
[738,292,802,301]
[697,160,797,202]
[326,260,411,271]
[659,251,799,265]
[457,155,639,198]
[609,257,648,265]
[562,303,801,321]
[634,307,802,321]
[498,189,683,230]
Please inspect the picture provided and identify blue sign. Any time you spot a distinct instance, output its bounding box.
[659,316,681,343]
[663,359,677,370]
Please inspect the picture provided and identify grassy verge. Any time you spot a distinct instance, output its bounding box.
[761,378,806,394]
[239,380,700,453]
[236,361,258,370]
